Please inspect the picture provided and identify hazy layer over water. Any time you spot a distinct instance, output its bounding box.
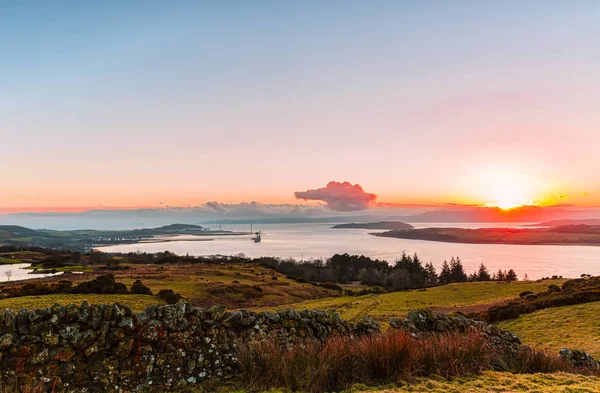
[98,222,600,280]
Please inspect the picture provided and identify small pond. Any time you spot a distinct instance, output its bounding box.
[0,263,63,282]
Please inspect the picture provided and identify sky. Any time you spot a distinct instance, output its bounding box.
[1,1,599,212]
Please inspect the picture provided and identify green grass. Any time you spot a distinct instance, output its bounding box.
[278,279,567,322]
[0,258,24,264]
[498,302,600,358]
[25,265,92,274]
[0,294,162,311]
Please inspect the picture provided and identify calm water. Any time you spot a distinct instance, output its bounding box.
[97,222,600,280]
[0,263,63,282]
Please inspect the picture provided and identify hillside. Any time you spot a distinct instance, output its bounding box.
[265,279,566,323]
[498,302,600,357]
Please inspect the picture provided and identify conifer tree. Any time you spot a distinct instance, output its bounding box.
[424,262,438,285]
[477,263,491,281]
[439,260,451,284]
[506,269,518,282]
[449,257,468,282]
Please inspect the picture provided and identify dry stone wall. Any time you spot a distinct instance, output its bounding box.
[0,301,380,392]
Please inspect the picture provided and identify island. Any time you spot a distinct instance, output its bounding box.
[526,219,600,227]
[0,224,248,252]
[374,224,600,246]
[332,221,414,230]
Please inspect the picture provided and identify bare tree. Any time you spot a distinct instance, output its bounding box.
[5,270,12,282]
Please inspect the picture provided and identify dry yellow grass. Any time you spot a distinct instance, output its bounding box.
[498,302,600,358]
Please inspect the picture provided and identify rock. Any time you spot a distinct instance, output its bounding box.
[0,333,16,349]
[117,337,135,358]
[221,312,242,328]
[29,349,49,365]
[40,328,60,345]
[139,320,167,342]
[50,345,76,362]
[208,305,227,321]
[560,348,600,369]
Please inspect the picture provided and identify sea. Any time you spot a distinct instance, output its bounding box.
[96,222,600,280]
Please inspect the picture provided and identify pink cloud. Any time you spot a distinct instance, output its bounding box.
[294,181,377,211]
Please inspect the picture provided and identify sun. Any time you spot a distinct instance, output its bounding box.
[464,164,545,210]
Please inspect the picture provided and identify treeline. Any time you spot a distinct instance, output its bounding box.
[258,253,519,291]
[111,250,520,291]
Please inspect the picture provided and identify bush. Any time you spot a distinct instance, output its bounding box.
[480,276,600,323]
[157,289,183,304]
[72,274,128,294]
[130,279,152,295]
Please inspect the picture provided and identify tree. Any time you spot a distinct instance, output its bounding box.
[4,270,11,282]
[477,263,491,281]
[424,262,438,285]
[523,273,530,281]
[494,269,506,281]
[506,269,518,282]
[449,257,468,282]
[438,260,451,285]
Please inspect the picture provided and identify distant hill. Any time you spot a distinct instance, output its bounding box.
[0,223,216,251]
[527,219,600,227]
[332,221,414,230]
[374,225,600,246]
[0,225,39,236]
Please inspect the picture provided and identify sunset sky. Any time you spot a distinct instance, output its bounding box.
[2,1,599,212]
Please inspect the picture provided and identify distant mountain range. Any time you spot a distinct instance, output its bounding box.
[0,204,598,230]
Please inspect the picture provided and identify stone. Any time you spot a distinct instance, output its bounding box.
[50,345,76,362]
[0,333,16,349]
[221,312,242,328]
[117,337,135,358]
[208,305,227,321]
[29,349,49,365]
[560,348,600,369]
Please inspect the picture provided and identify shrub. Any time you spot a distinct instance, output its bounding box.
[548,284,561,292]
[519,291,533,298]
[72,274,128,294]
[157,289,183,304]
[130,279,152,295]
[480,276,600,323]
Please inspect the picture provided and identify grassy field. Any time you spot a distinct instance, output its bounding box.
[0,294,162,311]
[110,262,339,309]
[180,372,600,392]
[498,302,600,357]
[351,372,600,392]
[276,279,566,322]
